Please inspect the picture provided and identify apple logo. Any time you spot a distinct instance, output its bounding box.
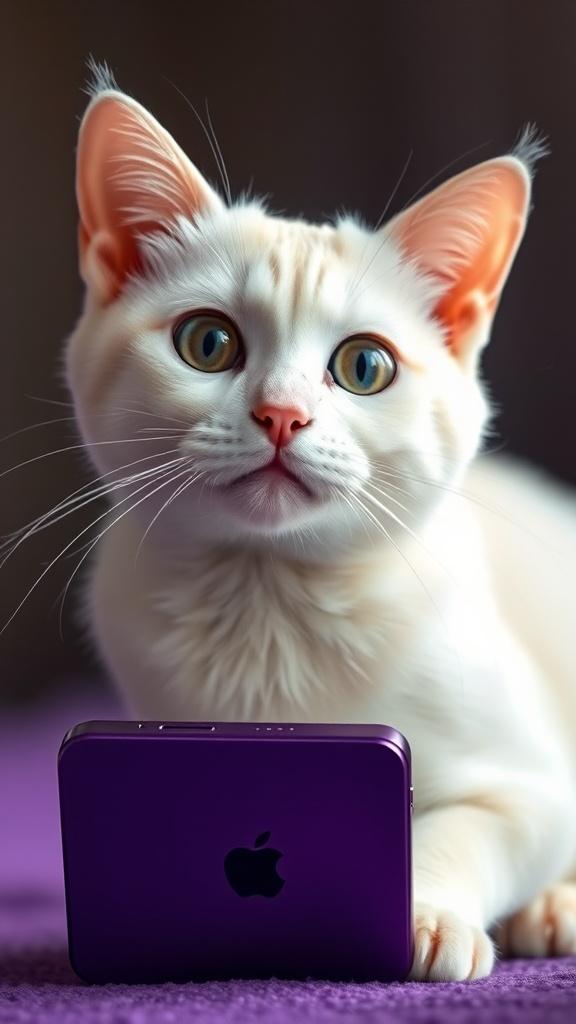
[224,830,285,897]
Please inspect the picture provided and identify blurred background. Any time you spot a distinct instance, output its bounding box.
[1,0,575,704]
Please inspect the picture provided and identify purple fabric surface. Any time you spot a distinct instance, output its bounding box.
[1,688,576,1023]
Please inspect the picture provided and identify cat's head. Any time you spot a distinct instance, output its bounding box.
[67,68,539,560]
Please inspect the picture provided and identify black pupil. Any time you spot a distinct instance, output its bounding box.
[202,328,226,358]
[356,351,368,383]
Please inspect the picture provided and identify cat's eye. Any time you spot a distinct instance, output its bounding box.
[173,313,241,372]
[328,336,397,395]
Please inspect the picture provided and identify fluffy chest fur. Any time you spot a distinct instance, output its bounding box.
[90,512,419,721]
[88,482,555,765]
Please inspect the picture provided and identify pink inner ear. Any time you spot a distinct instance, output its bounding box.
[389,158,531,356]
[76,92,222,301]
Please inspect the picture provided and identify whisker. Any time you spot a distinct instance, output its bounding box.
[358,480,466,595]
[24,393,192,427]
[359,479,416,517]
[358,482,428,551]
[347,487,465,691]
[136,427,188,435]
[25,394,76,408]
[0,453,186,568]
[334,486,375,547]
[346,137,492,308]
[1,448,186,548]
[348,487,442,595]
[164,76,232,206]
[0,462,190,635]
[346,148,414,303]
[134,466,205,565]
[57,461,198,637]
[204,98,232,206]
[374,148,414,231]
[161,81,254,292]
[368,465,552,550]
[108,403,192,427]
[0,415,83,445]
[0,436,186,482]
[0,410,189,446]
[365,474,417,500]
[395,138,491,215]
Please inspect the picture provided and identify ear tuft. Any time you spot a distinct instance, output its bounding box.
[511,123,549,178]
[84,56,120,99]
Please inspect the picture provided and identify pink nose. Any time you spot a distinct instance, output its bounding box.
[251,403,311,448]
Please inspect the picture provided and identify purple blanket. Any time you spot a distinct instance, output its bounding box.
[2,688,575,1023]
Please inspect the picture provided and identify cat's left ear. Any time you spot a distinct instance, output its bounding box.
[76,88,225,304]
[387,154,533,371]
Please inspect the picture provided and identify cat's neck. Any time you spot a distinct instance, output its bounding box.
[137,512,454,618]
[115,488,481,618]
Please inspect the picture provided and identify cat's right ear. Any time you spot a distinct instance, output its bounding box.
[76,89,224,304]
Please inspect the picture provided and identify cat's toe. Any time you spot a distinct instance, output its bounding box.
[493,882,576,958]
[408,901,495,982]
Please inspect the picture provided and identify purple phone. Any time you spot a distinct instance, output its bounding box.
[58,720,413,983]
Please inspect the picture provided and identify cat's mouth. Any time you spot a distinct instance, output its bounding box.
[221,456,315,498]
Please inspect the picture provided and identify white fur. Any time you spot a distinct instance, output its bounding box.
[65,84,576,981]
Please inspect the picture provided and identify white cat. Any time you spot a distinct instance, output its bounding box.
[65,67,576,981]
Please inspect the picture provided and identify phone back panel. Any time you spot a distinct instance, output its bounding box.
[59,722,412,982]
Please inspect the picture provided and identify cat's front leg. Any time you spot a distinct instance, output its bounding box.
[408,785,576,981]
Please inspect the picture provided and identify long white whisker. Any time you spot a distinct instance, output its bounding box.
[2,447,185,541]
[359,481,463,591]
[57,462,197,637]
[108,404,192,427]
[0,436,186,482]
[24,393,193,426]
[346,148,414,303]
[0,453,186,566]
[24,394,76,408]
[164,77,232,206]
[2,459,186,563]
[365,473,417,500]
[0,410,189,446]
[358,482,426,549]
[368,465,552,550]
[134,467,205,565]
[0,462,190,635]
[347,488,465,691]
[375,149,414,231]
[348,488,431,588]
[136,427,188,435]
[335,487,375,546]
[204,99,232,206]
[396,138,491,216]
[359,479,416,517]
[0,415,84,445]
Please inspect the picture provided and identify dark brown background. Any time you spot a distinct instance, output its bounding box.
[1,0,575,702]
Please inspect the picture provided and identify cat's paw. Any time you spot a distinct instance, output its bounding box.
[408,901,495,981]
[492,883,576,958]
